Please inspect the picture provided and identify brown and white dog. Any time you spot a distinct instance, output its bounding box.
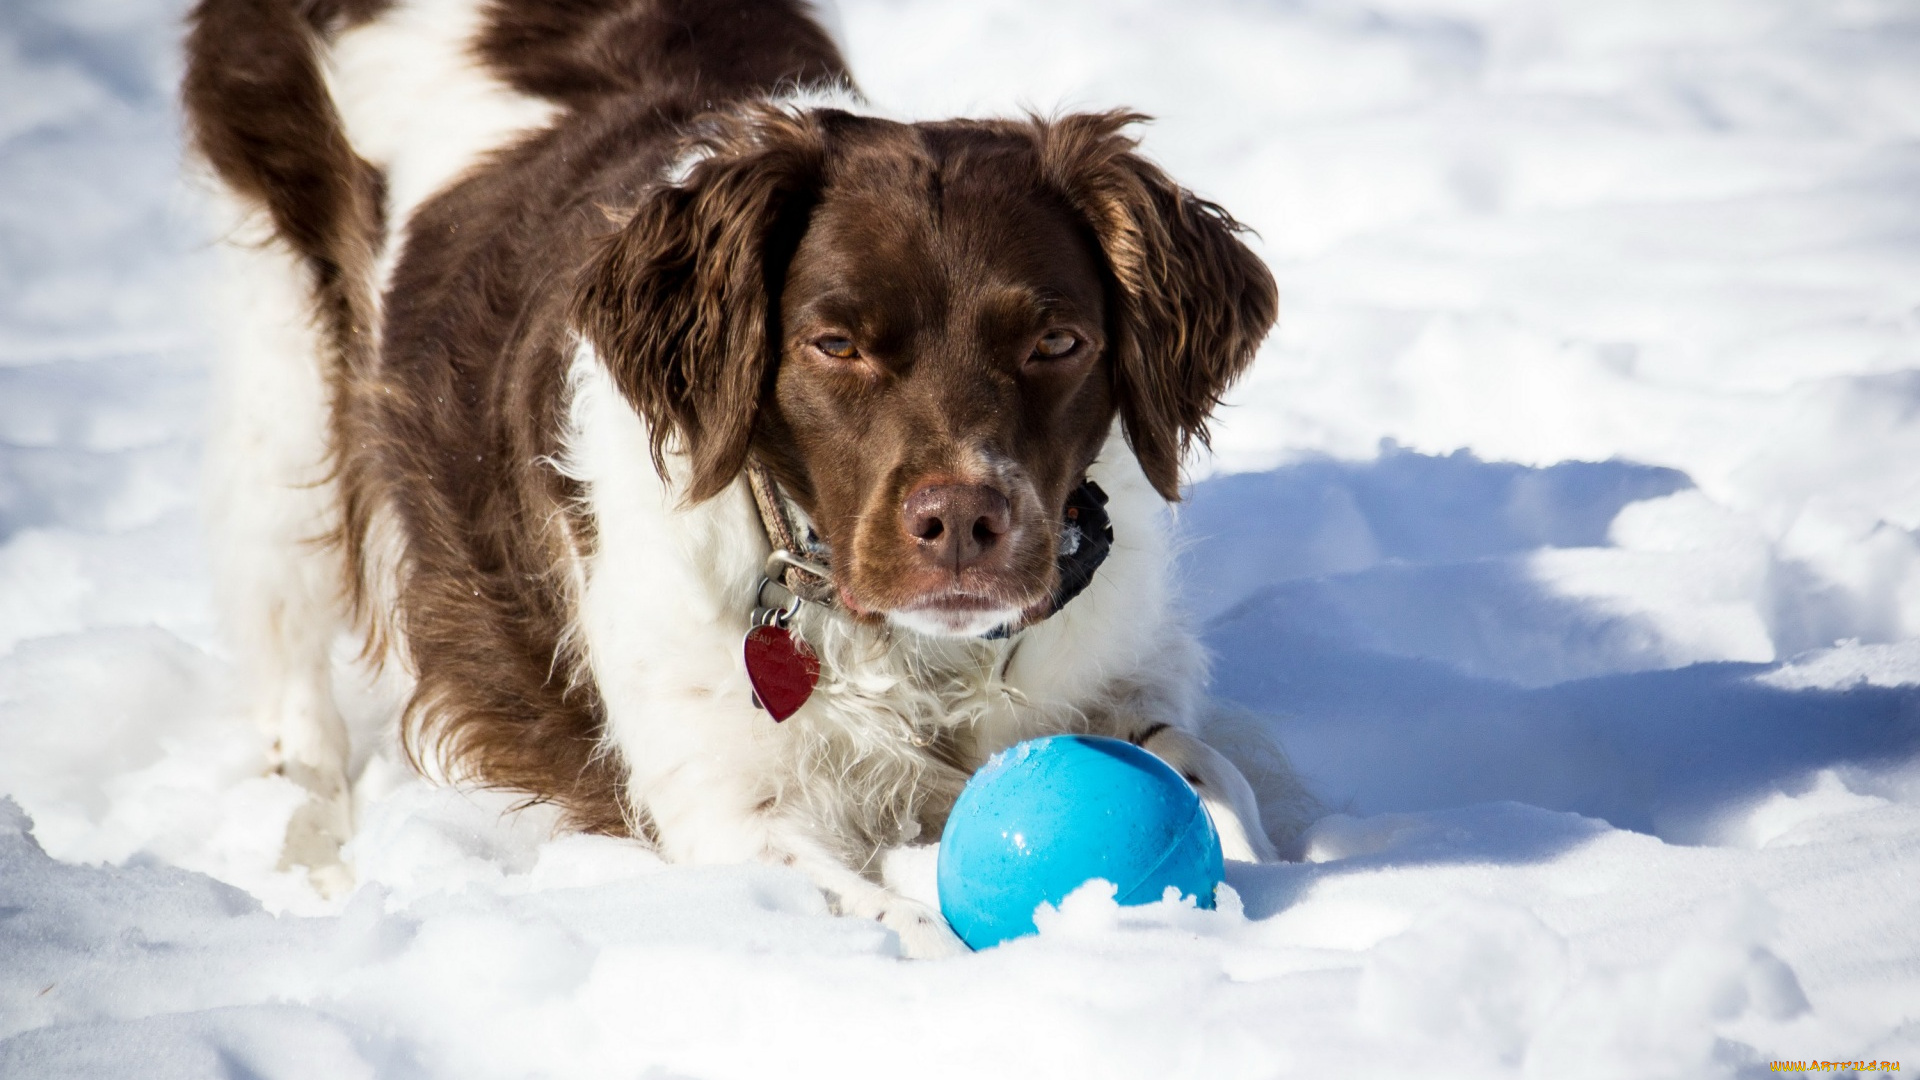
[183,0,1281,956]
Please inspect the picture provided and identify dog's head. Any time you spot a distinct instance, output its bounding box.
[575,107,1276,636]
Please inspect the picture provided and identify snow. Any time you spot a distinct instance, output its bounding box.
[3,0,1919,1075]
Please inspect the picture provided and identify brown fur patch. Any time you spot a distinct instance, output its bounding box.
[333,2,848,834]
[1035,112,1279,500]
[478,0,851,105]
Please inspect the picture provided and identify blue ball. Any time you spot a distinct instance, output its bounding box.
[937,734,1224,951]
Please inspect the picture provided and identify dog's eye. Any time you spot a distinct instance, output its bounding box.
[1032,330,1080,360]
[814,337,860,360]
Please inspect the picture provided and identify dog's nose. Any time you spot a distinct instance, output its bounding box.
[902,483,1012,572]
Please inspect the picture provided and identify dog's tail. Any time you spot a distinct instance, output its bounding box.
[183,0,391,631]
[183,0,385,363]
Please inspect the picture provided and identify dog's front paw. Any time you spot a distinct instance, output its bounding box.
[277,762,355,897]
[868,896,969,960]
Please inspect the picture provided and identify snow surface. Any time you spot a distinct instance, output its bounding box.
[4,0,1920,1075]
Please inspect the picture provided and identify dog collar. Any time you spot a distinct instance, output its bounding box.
[740,461,1113,720]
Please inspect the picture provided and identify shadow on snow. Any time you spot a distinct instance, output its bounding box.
[1182,448,1920,848]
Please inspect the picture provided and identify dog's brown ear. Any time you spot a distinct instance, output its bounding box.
[573,108,825,502]
[1035,111,1278,501]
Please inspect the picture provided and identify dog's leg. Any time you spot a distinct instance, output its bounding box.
[772,828,969,960]
[206,217,357,896]
[640,757,967,959]
[1132,723,1280,863]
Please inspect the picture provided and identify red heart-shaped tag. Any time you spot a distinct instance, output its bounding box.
[743,624,820,722]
